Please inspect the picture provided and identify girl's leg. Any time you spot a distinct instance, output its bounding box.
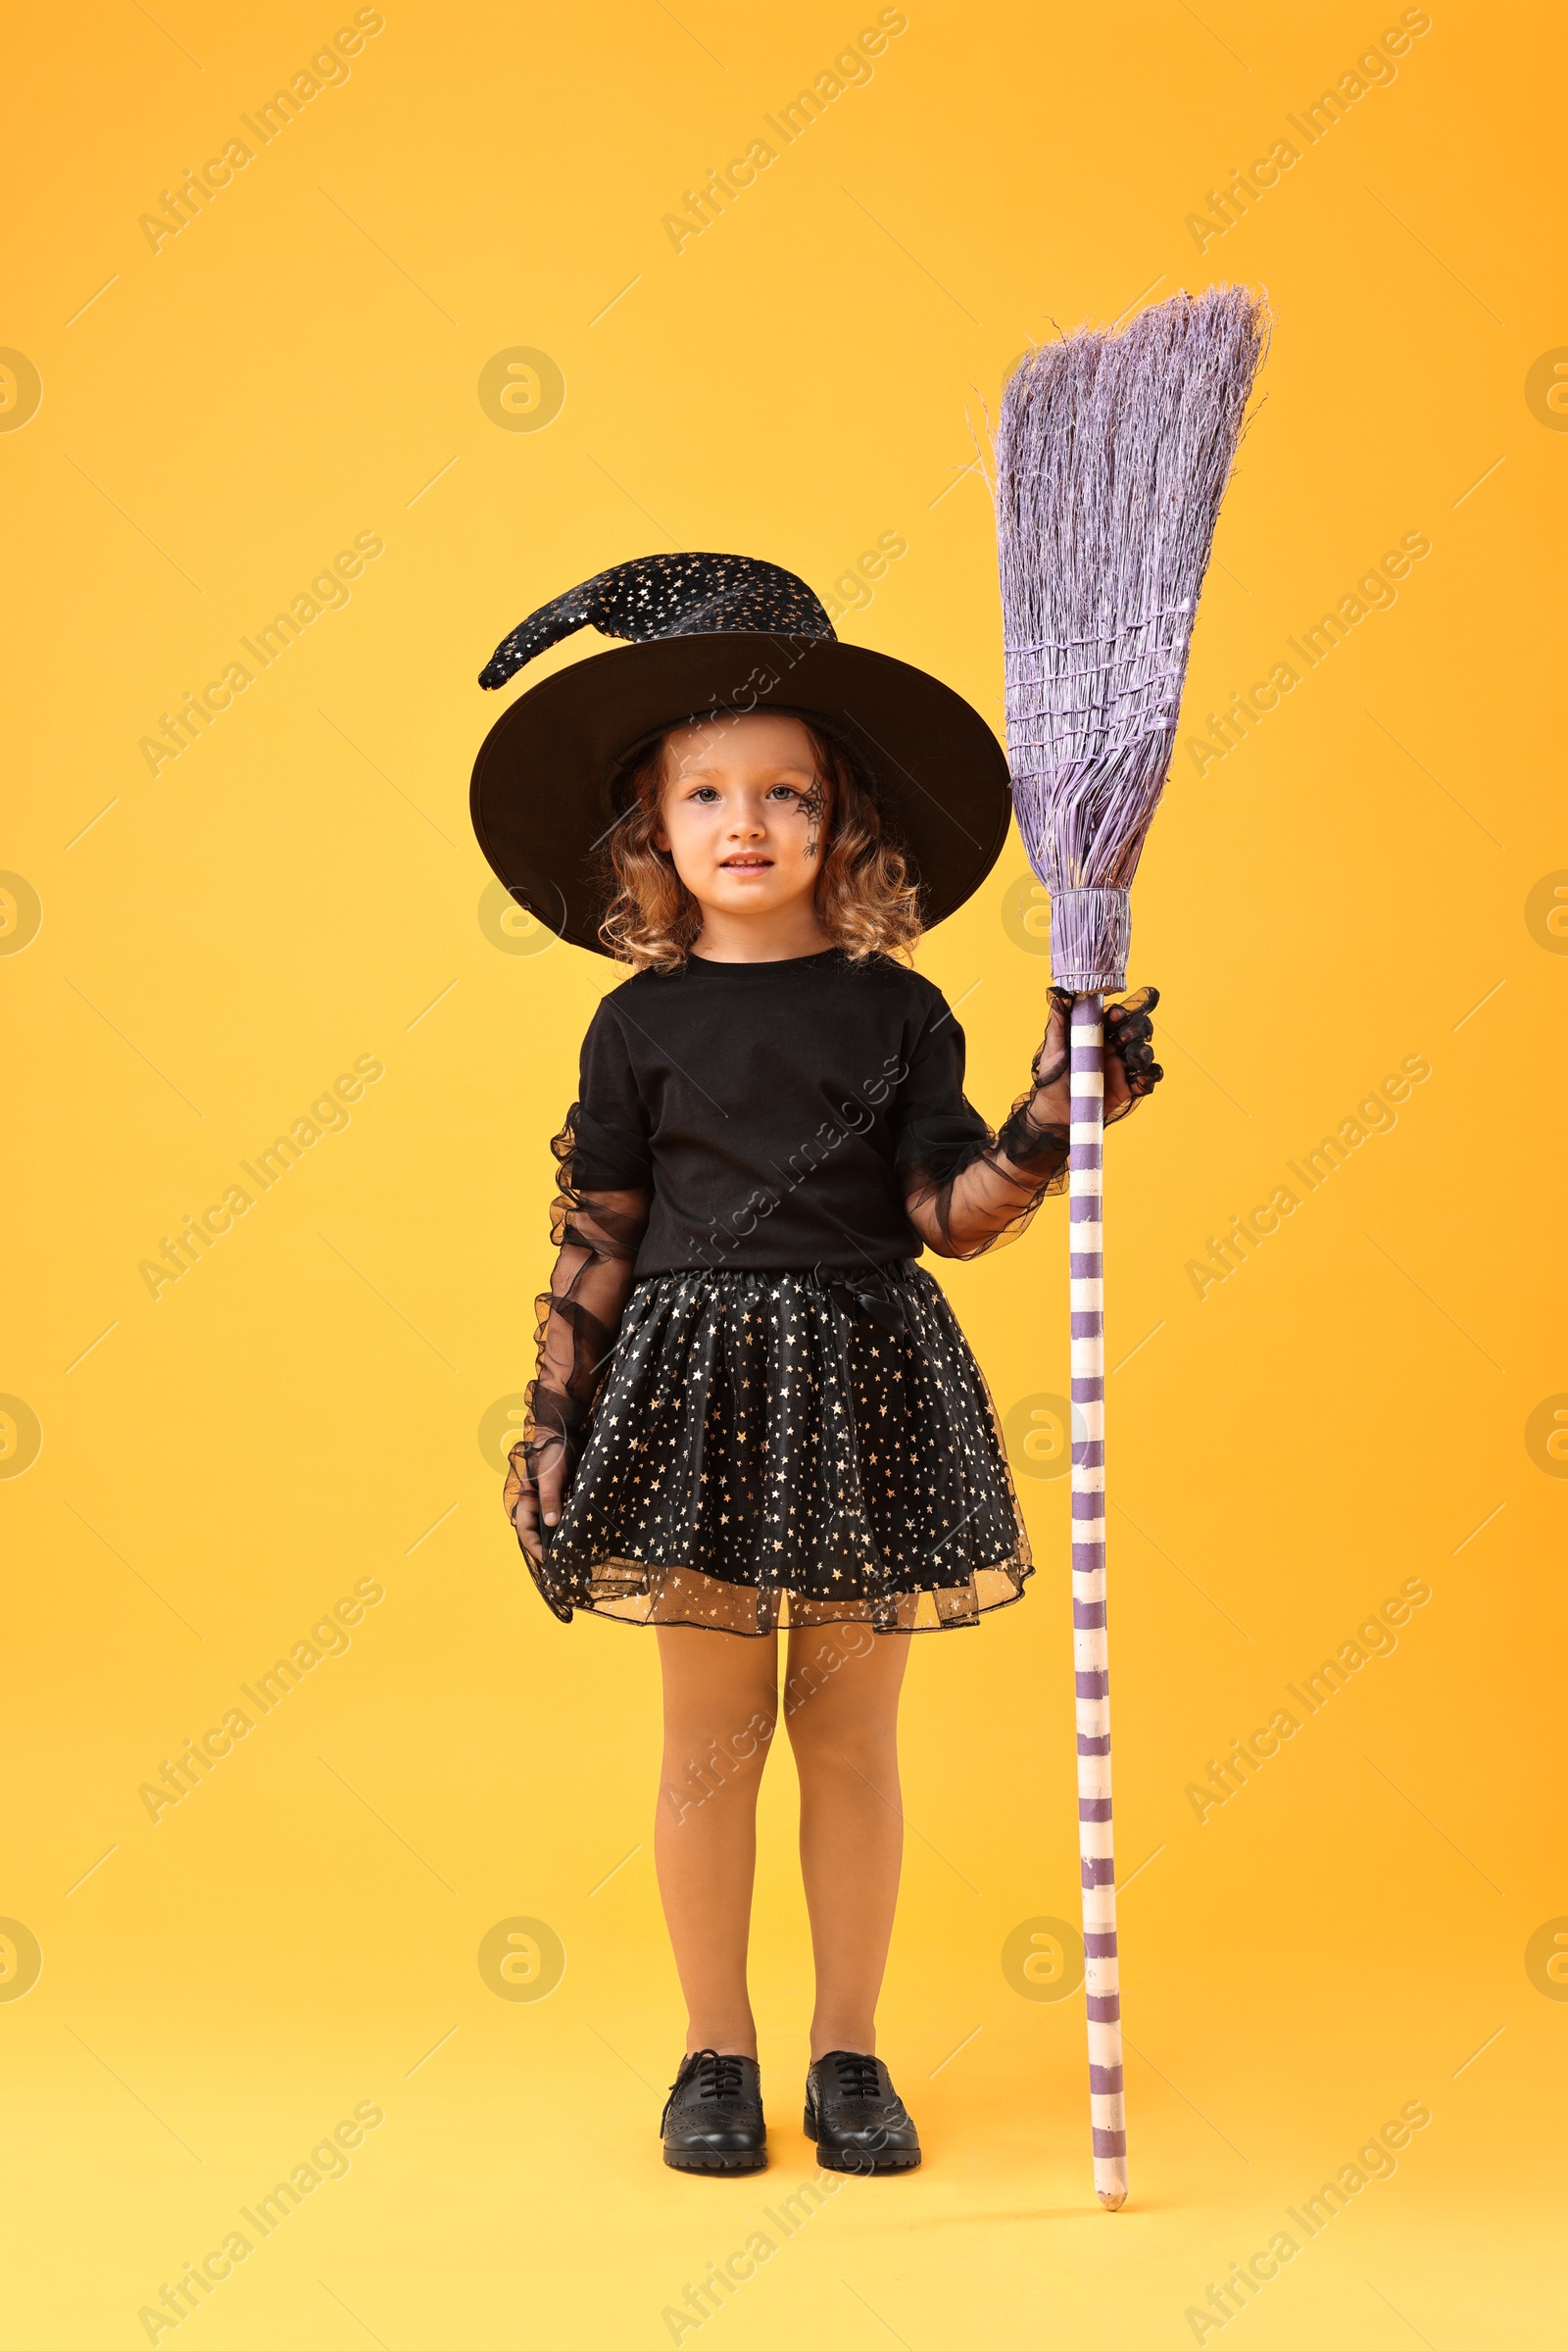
[654,1624,780,2059]
[782,1623,911,2060]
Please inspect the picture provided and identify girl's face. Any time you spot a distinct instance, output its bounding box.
[651,713,828,921]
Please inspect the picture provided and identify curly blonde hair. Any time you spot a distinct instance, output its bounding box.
[598,719,923,972]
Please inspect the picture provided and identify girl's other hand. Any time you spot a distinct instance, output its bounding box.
[505,1437,568,1564]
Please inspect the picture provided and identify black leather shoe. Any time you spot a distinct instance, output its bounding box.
[804,2049,921,2172]
[661,2049,767,2172]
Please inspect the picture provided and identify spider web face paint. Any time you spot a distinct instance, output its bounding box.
[796,770,828,860]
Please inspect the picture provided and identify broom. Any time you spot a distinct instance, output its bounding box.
[996,283,1268,2210]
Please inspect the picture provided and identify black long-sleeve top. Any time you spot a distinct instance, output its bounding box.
[564,944,1021,1276]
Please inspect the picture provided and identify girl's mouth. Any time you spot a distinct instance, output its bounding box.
[719,857,772,870]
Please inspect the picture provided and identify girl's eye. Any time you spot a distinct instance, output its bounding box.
[686,783,808,805]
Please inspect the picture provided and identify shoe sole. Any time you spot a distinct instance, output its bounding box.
[804,2106,921,2172]
[814,2144,922,2173]
[662,2147,767,2173]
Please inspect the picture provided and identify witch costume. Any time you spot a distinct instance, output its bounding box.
[471,553,1156,1637]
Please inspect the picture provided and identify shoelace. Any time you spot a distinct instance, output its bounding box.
[661,2048,747,2132]
[830,2051,883,2102]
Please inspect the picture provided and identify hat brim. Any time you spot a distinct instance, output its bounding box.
[469,632,1012,957]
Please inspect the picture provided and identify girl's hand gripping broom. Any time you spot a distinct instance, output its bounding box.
[995,284,1269,2209]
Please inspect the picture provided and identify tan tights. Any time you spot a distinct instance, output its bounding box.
[654,1621,910,2063]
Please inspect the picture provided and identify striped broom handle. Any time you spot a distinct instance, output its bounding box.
[1069,992,1128,2210]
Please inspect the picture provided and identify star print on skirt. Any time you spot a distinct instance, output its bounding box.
[518,1261,1034,1635]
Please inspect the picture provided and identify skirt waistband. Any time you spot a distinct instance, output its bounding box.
[634,1260,922,1333]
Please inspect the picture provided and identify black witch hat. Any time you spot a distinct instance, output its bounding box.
[470,552,1011,957]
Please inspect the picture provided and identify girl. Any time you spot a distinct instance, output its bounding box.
[472,553,1159,2176]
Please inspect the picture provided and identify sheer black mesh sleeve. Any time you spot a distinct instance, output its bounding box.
[896,986,1160,1261]
[502,1008,653,1539]
[893,1004,1065,1260]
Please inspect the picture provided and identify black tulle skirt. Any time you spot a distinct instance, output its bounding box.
[523,1259,1034,1636]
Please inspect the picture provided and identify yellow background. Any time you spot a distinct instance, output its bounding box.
[4,2,1564,2343]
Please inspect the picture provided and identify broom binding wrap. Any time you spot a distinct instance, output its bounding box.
[1050,886,1132,995]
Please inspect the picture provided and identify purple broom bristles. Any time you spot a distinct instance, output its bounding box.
[996,284,1270,990]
